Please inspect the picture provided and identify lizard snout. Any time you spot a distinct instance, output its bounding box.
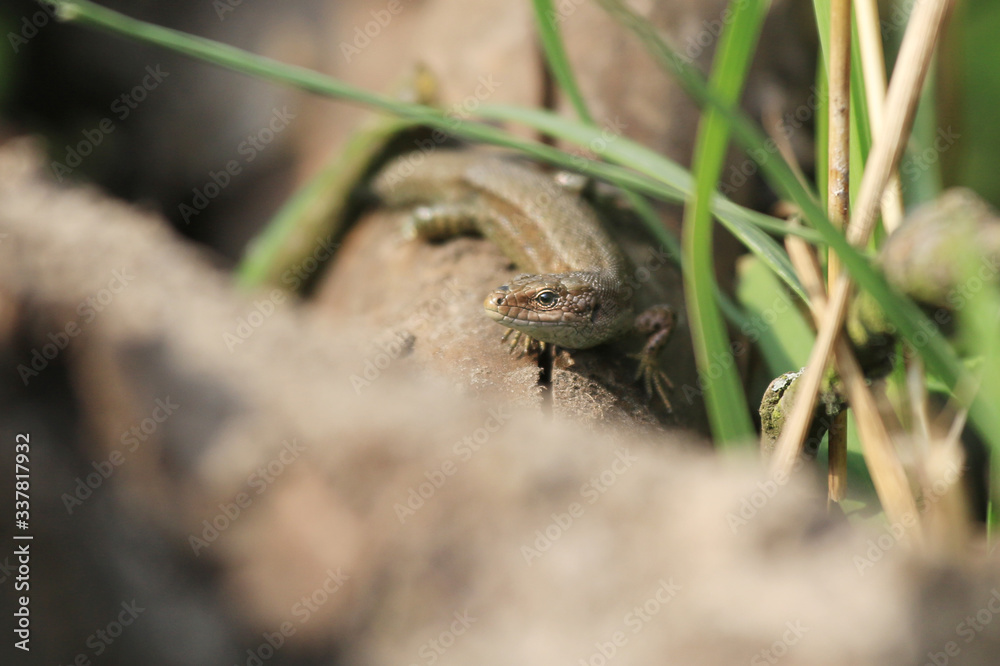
[483,288,512,321]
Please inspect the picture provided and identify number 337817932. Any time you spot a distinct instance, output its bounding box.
[14,433,29,519]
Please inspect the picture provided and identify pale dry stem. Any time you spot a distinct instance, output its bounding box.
[770,0,956,481]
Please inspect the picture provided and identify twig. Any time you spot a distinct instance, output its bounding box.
[855,0,905,232]
[826,0,852,504]
[786,234,922,540]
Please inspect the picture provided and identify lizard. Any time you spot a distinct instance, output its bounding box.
[372,149,676,411]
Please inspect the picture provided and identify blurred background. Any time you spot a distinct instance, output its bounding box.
[0,0,332,259]
[2,1,1000,665]
[1,0,997,260]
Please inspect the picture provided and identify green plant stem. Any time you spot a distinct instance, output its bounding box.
[681,0,771,445]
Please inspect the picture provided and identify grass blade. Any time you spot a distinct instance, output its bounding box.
[531,0,593,124]
[682,0,772,445]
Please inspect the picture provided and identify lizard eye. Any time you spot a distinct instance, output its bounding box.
[535,290,558,307]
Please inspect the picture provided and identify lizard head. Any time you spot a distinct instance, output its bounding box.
[483,272,629,349]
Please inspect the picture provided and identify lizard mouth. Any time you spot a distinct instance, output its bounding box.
[483,308,560,328]
[483,305,507,322]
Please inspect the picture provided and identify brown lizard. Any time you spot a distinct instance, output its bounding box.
[373,149,675,410]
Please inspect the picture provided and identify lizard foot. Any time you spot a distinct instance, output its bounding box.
[500,328,546,357]
[630,304,676,413]
[630,351,674,413]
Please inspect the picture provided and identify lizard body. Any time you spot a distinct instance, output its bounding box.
[373,150,674,408]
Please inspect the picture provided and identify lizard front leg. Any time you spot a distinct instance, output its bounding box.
[403,202,483,240]
[629,304,676,412]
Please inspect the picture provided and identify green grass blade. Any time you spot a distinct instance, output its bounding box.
[848,17,873,208]
[903,61,943,206]
[682,0,771,444]
[531,0,593,124]
[736,256,815,373]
